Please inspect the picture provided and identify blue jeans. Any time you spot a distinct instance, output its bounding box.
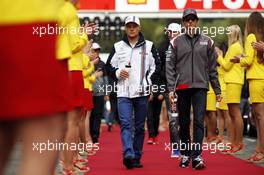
[117,96,148,159]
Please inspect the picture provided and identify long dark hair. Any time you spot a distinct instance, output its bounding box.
[246,12,264,64]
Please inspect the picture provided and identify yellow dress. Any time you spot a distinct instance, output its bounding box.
[218,41,244,104]
[240,34,264,103]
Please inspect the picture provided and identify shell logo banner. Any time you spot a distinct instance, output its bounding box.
[116,0,159,12]
[79,0,264,11]
[127,0,147,4]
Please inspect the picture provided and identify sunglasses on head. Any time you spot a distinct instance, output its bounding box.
[184,15,197,22]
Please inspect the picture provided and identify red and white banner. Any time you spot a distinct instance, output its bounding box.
[160,0,264,10]
[80,0,264,11]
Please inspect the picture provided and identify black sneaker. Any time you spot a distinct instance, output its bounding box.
[107,124,112,132]
[92,137,98,144]
[179,155,190,168]
[133,158,143,168]
[192,155,206,170]
[123,157,134,169]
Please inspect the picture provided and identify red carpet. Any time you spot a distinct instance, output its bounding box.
[88,125,264,175]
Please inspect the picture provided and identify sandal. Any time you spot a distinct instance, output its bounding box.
[247,151,260,162]
[62,168,75,175]
[85,144,98,156]
[221,143,234,154]
[230,144,244,155]
[215,136,224,144]
[73,158,88,165]
[79,150,88,156]
[206,136,216,143]
[86,149,96,156]
[74,162,91,173]
[252,152,264,163]
[59,160,65,167]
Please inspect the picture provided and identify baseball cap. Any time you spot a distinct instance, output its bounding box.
[91,43,101,50]
[182,8,199,20]
[124,16,140,26]
[167,23,182,33]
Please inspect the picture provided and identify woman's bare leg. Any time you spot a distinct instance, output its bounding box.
[228,104,243,145]
[217,110,225,139]
[218,109,231,142]
[85,111,92,143]
[63,108,82,170]
[17,113,66,175]
[252,103,264,153]
[205,111,217,140]
[79,110,87,144]
[227,104,236,144]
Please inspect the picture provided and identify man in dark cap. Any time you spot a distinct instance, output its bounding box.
[166,9,221,170]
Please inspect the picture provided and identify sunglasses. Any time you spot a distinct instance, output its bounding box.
[183,15,197,22]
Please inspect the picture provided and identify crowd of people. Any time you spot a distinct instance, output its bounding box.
[0,0,264,174]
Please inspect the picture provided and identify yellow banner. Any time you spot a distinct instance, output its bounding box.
[127,0,147,4]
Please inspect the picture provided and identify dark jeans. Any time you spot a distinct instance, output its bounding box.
[240,98,250,135]
[117,96,148,160]
[177,88,207,158]
[147,97,162,138]
[90,96,105,143]
[111,94,120,125]
[240,98,250,117]
[164,92,180,149]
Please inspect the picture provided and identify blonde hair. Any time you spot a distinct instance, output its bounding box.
[227,25,243,48]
